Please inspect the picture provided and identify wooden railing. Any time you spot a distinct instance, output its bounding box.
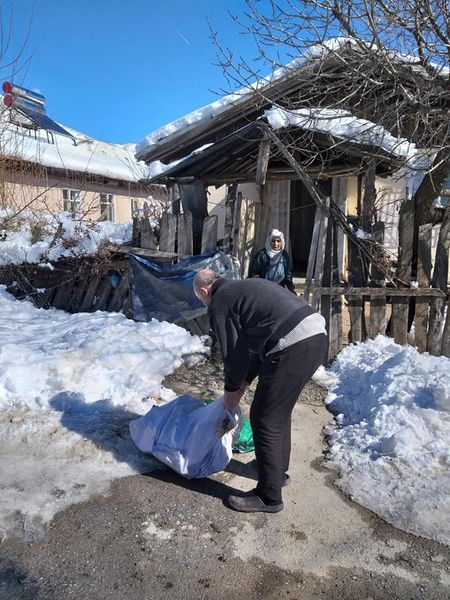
[311,286,450,361]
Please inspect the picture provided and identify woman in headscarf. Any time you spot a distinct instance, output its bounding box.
[249,229,296,293]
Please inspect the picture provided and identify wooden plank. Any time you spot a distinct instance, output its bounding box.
[231,191,243,255]
[255,137,271,186]
[159,213,177,253]
[201,215,218,253]
[310,287,446,297]
[132,216,140,247]
[441,297,450,357]
[79,274,102,312]
[414,224,432,352]
[120,246,177,260]
[312,199,330,311]
[348,296,363,343]
[427,208,450,355]
[177,212,193,256]
[396,197,415,283]
[329,295,342,360]
[331,176,347,282]
[427,297,446,356]
[432,207,450,292]
[108,270,130,312]
[93,276,113,311]
[222,184,237,251]
[369,296,387,338]
[67,272,91,312]
[321,218,333,361]
[304,207,323,302]
[392,296,409,345]
[52,275,75,310]
[140,218,157,250]
[361,159,376,233]
[40,285,58,309]
[371,222,385,284]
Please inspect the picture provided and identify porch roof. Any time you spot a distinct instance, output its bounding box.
[145,117,408,186]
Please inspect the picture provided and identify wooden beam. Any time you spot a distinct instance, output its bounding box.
[304,206,323,302]
[255,137,271,186]
[396,197,415,283]
[310,287,446,297]
[159,213,177,252]
[414,224,432,352]
[311,198,330,310]
[177,212,193,256]
[428,207,450,355]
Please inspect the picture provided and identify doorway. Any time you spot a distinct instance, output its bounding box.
[289,179,331,275]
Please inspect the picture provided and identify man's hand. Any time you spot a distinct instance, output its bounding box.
[224,382,248,413]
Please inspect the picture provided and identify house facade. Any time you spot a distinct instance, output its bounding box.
[1,83,165,224]
[136,41,448,281]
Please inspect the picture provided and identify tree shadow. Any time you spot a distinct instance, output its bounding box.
[0,556,42,600]
[50,391,242,503]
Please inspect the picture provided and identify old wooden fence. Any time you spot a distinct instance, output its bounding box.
[305,202,450,361]
[0,255,132,315]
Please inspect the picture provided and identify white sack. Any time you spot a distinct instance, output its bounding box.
[129,396,238,478]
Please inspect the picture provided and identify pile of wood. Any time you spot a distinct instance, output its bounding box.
[0,254,131,315]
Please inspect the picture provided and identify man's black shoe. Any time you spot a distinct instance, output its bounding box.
[228,490,284,513]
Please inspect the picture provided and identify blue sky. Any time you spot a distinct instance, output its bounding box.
[3,0,274,145]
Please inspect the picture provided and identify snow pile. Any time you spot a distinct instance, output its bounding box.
[0,210,132,266]
[0,287,208,541]
[325,336,450,546]
[264,107,416,158]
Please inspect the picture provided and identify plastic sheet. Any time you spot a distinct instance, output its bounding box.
[130,251,239,323]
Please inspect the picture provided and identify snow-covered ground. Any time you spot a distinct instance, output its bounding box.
[1,284,449,547]
[322,336,450,547]
[0,287,207,541]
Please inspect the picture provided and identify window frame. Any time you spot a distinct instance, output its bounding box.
[99,192,114,221]
[62,188,82,217]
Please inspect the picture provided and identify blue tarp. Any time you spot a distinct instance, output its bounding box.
[130,252,239,324]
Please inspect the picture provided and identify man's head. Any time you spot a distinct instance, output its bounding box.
[193,268,220,306]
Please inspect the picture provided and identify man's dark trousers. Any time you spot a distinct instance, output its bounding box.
[250,333,328,505]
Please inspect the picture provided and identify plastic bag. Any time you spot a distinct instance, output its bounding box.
[232,416,255,454]
[204,399,254,454]
[129,396,238,478]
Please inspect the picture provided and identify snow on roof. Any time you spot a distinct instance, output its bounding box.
[264,107,417,158]
[136,38,350,158]
[0,110,149,182]
[137,36,445,159]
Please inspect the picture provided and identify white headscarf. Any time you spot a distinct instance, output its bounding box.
[265,229,285,259]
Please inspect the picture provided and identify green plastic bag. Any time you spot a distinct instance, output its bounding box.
[204,400,254,454]
[232,415,255,454]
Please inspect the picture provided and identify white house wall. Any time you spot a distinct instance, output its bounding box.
[207,186,227,239]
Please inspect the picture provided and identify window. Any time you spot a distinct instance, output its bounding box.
[63,189,82,217]
[99,193,114,221]
[131,198,140,217]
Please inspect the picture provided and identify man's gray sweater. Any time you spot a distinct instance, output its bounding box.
[207,278,326,392]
